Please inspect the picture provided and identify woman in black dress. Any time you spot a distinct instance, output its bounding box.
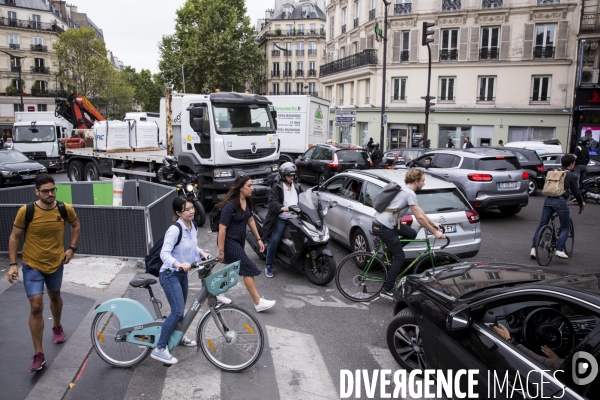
[215,176,276,312]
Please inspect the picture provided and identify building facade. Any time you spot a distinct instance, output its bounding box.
[321,0,579,151]
[256,0,328,98]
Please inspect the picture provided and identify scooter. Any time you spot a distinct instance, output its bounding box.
[581,176,600,204]
[175,173,206,227]
[246,186,337,286]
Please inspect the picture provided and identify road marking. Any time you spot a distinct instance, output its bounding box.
[267,325,338,400]
[287,294,369,310]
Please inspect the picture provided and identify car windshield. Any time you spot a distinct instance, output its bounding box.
[336,150,368,162]
[478,157,520,171]
[0,150,30,163]
[212,104,275,134]
[13,125,56,143]
[412,188,471,213]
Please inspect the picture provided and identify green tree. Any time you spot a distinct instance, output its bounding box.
[158,0,265,93]
[122,66,164,112]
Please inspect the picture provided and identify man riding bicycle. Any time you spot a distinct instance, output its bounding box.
[530,154,585,260]
[372,168,446,299]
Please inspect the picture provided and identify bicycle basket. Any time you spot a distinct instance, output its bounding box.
[205,261,240,296]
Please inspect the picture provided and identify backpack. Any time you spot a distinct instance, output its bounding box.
[372,182,402,213]
[541,169,567,197]
[144,221,196,277]
[24,201,68,240]
[209,206,221,233]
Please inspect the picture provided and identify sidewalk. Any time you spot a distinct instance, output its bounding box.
[0,255,140,400]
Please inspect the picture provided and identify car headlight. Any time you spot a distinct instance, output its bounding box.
[40,168,47,173]
[1,171,17,177]
[186,184,194,192]
[213,169,233,178]
[271,163,278,172]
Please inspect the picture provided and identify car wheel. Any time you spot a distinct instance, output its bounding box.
[386,308,427,371]
[499,206,522,216]
[528,178,538,196]
[352,229,371,270]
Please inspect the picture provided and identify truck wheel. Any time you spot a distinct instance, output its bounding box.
[193,200,206,227]
[84,163,100,181]
[67,160,85,181]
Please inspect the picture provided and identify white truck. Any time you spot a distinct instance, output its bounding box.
[65,91,280,206]
[12,111,73,171]
[264,95,330,164]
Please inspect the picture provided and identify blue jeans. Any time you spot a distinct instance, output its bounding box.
[372,221,417,292]
[157,269,188,349]
[266,219,287,265]
[22,263,64,298]
[531,197,571,252]
[573,165,587,185]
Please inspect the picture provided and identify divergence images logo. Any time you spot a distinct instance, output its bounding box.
[315,106,323,120]
[572,351,599,385]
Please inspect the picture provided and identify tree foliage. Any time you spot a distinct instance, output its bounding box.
[122,67,164,112]
[158,0,265,93]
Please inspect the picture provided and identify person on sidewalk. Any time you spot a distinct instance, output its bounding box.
[530,154,585,260]
[216,176,276,313]
[7,174,80,372]
[574,138,590,185]
[151,197,224,365]
[263,162,303,278]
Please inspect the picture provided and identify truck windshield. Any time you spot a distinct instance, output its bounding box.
[13,126,56,143]
[212,104,275,134]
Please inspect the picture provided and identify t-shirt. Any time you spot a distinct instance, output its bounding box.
[14,202,77,274]
[373,187,418,229]
[279,184,299,220]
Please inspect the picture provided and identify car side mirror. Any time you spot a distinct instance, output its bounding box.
[446,306,471,331]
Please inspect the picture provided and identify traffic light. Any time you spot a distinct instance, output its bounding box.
[422,22,435,46]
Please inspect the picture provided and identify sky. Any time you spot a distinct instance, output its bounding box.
[73,0,266,74]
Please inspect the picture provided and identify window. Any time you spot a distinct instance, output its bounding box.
[354,1,360,27]
[272,62,280,77]
[330,15,335,37]
[34,58,45,67]
[531,76,551,102]
[442,0,461,11]
[284,62,292,76]
[394,0,412,15]
[32,14,41,29]
[535,24,556,59]
[397,31,410,61]
[479,157,520,171]
[9,34,19,50]
[12,78,23,90]
[14,104,24,112]
[37,104,47,111]
[296,42,304,56]
[366,79,371,103]
[441,29,458,61]
[283,5,293,19]
[310,23,316,34]
[392,77,407,101]
[8,11,16,22]
[478,77,495,102]
[272,42,280,56]
[363,182,383,207]
[362,123,369,145]
[35,80,47,91]
[432,154,461,168]
[272,83,279,95]
[480,27,499,60]
[296,83,304,94]
[416,188,471,213]
[33,37,43,45]
[296,62,304,77]
[309,61,316,76]
[439,77,456,101]
[298,24,305,35]
[309,41,317,55]
[339,85,345,105]
[308,82,316,95]
[284,83,291,95]
[340,47,346,58]
[286,24,293,35]
[324,177,347,196]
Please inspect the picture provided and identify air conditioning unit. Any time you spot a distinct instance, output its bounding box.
[582,69,600,85]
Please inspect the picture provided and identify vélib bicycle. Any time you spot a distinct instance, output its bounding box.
[91,258,264,372]
[335,229,461,302]
[535,206,582,266]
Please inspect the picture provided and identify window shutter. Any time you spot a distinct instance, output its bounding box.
[459,27,469,61]
[410,28,418,62]
[555,21,569,59]
[500,25,511,61]
[367,34,374,49]
[392,31,401,62]
[522,23,534,61]
[360,37,367,51]
[470,26,480,61]
[431,28,440,62]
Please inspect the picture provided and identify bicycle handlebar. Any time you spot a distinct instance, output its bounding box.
[428,226,450,249]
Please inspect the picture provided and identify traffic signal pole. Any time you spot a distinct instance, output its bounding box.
[421,22,435,145]
[380,0,390,150]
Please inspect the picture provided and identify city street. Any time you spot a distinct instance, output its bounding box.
[1,180,598,400]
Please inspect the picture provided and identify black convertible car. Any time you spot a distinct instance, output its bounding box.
[388,263,600,399]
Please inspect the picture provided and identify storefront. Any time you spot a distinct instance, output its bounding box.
[574,87,600,154]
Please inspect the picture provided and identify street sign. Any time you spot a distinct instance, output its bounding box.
[335,122,356,127]
[335,110,356,115]
[383,114,387,125]
[335,117,356,121]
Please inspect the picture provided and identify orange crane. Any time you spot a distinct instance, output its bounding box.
[55,94,105,130]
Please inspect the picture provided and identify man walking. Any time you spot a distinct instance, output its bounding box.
[7,174,80,372]
[574,138,590,185]
[463,137,474,149]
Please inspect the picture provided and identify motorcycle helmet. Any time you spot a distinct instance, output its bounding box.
[279,162,297,180]
[163,156,178,168]
[371,142,380,149]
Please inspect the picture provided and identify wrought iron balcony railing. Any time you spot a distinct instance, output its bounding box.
[442,0,461,11]
[30,44,48,52]
[533,46,555,59]
[0,17,64,32]
[394,3,412,15]
[296,50,304,56]
[479,47,498,60]
[9,43,20,50]
[31,66,50,74]
[296,69,304,77]
[308,49,318,55]
[308,69,317,77]
[271,71,280,77]
[283,70,293,77]
[537,0,559,4]
[482,0,503,8]
[440,49,458,61]
[400,50,409,62]
[272,50,280,56]
[582,13,600,32]
[320,49,377,77]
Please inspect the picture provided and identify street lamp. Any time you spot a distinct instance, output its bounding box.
[273,43,289,94]
[0,49,25,110]
[380,0,390,150]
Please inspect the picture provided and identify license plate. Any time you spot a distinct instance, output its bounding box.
[497,182,518,189]
[252,178,264,184]
[22,175,35,180]
[426,224,456,234]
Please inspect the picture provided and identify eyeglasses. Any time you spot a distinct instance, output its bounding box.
[39,187,57,195]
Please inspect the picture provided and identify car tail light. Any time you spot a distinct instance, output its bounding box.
[522,171,529,180]
[401,215,413,226]
[369,157,373,167]
[536,165,545,174]
[465,209,480,224]
[495,156,505,159]
[474,201,481,207]
[467,173,493,182]
[328,153,339,168]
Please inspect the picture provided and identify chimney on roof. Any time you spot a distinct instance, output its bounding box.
[70,5,77,12]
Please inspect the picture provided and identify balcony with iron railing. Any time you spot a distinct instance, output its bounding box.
[308,69,317,77]
[533,46,555,59]
[30,44,48,52]
[482,0,503,8]
[342,24,346,34]
[283,50,292,56]
[320,49,377,77]
[0,17,65,32]
[440,49,458,61]
[10,66,19,72]
[479,47,498,60]
[257,28,326,43]
[537,0,559,4]
[271,71,280,77]
[283,70,293,77]
[369,9,376,20]
[308,49,318,55]
[31,66,49,74]
[582,13,600,32]
[272,50,280,56]
[296,50,304,56]
[353,18,359,28]
[269,92,282,95]
[8,43,20,50]
[442,0,461,11]
[394,3,412,15]
[400,50,409,62]
[296,69,304,77]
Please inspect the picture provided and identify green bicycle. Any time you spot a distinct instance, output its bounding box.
[335,230,461,302]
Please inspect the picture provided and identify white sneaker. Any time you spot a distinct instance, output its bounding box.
[216,294,232,305]
[555,250,569,259]
[180,335,196,347]
[151,347,178,364]
[530,248,536,259]
[255,298,276,312]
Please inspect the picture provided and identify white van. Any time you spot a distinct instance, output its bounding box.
[504,139,563,154]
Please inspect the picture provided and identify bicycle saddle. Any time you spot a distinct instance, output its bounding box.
[129,277,157,287]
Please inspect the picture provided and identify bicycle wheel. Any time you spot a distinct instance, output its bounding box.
[536,225,554,266]
[197,305,263,372]
[565,219,575,256]
[412,252,462,275]
[335,252,387,302]
[91,312,152,367]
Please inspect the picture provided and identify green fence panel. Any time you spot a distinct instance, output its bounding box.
[92,183,113,206]
[55,184,73,204]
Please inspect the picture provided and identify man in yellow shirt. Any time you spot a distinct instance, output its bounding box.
[7,174,80,372]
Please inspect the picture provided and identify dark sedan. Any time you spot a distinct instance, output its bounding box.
[0,150,47,187]
[295,144,371,185]
[388,263,600,399]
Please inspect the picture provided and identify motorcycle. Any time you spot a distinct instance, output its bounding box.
[246,186,337,286]
[176,173,206,227]
[581,176,600,204]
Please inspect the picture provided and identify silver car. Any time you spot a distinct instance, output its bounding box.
[311,169,481,260]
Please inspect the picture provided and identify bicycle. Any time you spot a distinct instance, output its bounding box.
[91,258,264,372]
[535,206,582,266]
[335,229,461,302]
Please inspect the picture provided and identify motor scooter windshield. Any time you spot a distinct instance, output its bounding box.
[298,191,321,226]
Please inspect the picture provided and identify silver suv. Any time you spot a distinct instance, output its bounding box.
[311,169,481,260]
[398,148,529,215]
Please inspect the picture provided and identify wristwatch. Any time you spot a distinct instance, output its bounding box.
[507,337,516,345]
[69,246,77,253]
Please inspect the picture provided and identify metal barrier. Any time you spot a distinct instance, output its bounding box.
[0,180,176,258]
